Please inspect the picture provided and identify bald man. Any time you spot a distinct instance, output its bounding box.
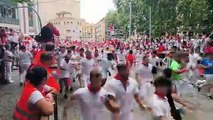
[63,67,120,120]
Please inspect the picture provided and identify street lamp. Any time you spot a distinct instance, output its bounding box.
[129,0,132,39]
[11,4,42,34]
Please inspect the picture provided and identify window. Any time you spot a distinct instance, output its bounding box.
[66,30,71,33]
[73,30,75,33]
[67,21,69,24]
[64,22,66,25]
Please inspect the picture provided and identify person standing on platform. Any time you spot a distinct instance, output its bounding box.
[4,44,14,83]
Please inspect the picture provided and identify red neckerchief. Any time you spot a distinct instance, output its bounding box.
[114,73,128,82]
[142,63,148,67]
[87,84,101,94]
[86,56,92,60]
[155,91,166,99]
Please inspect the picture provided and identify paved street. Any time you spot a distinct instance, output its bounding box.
[0,70,213,120]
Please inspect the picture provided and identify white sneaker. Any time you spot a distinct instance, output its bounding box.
[9,80,14,83]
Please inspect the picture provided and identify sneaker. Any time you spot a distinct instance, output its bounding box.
[9,80,14,83]
[208,96,213,100]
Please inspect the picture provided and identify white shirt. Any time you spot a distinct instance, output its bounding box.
[17,51,32,64]
[58,51,67,63]
[189,53,201,67]
[149,56,160,67]
[73,87,107,120]
[105,78,139,116]
[116,52,126,64]
[135,64,153,81]
[60,59,77,78]
[80,58,95,76]
[4,50,13,61]
[150,94,171,120]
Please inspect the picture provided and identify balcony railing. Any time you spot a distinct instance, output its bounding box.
[0,17,19,25]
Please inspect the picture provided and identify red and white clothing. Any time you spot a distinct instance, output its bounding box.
[135,64,154,99]
[80,58,95,85]
[150,94,171,120]
[73,87,107,120]
[105,77,139,120]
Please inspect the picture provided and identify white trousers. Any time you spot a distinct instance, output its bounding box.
[19,63,31,83]
[4,61,12,81]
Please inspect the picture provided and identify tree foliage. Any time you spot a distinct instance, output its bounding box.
[105,0,213,37]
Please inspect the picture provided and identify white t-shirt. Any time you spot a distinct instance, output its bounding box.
[189,53,201,67]
[135,64,153,81]
[105,78,139,119]
[116,52,126,64]
[73,87,107,120]
[150,94,171,120]
[60,59,77,78]
[17,51,33,64]
[149,56,160,67]
[80,58,95,76]
[28,85,51,107]
[4,50,13,61]
[58,51,67,63]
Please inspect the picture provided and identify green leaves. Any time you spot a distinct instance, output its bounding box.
[106,0,213,37]
[13,0,33,4]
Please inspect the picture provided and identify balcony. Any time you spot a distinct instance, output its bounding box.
[0,17,19,25]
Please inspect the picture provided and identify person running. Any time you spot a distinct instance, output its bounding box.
[126,50,135,68]
[150,76,173,120]
[135,55,154,101]
[199,50,213,99]
[59,54,78,98]
[105,64,151,120]
[170,52,190,95]
[17,45,33,86]
[13,67,55,120]
[63,67,120,120]
[80,51,95,87]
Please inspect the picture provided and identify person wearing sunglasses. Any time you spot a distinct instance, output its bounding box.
[63,67,120,120]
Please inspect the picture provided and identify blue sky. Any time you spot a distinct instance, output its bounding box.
[80,0,115,23]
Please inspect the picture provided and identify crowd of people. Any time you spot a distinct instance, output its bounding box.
[1,23,213,120]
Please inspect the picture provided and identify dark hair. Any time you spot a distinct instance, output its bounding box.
[116,64,128,72]
[80,48,84,52]
[40,52,53,62]
[45,43,55,51]
[129,50,133,54]
[152,50,157,54]
[163,68,172,79]
[154,76,171,87]
[19,45,26,50]
[26,66,47,86]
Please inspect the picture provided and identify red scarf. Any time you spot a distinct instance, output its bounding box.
[87,84,101,93]
[86,56,92,60]
[155,91,166,99]
[114,73,128,82]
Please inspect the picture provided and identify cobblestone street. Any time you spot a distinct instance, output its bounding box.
[1,70,213,120]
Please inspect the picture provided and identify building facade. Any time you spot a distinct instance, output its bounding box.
[81,23,96,41]
[95,18,106,41]
[0,0,35,34]
[38,0,80,25]
[50,11,83,40]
